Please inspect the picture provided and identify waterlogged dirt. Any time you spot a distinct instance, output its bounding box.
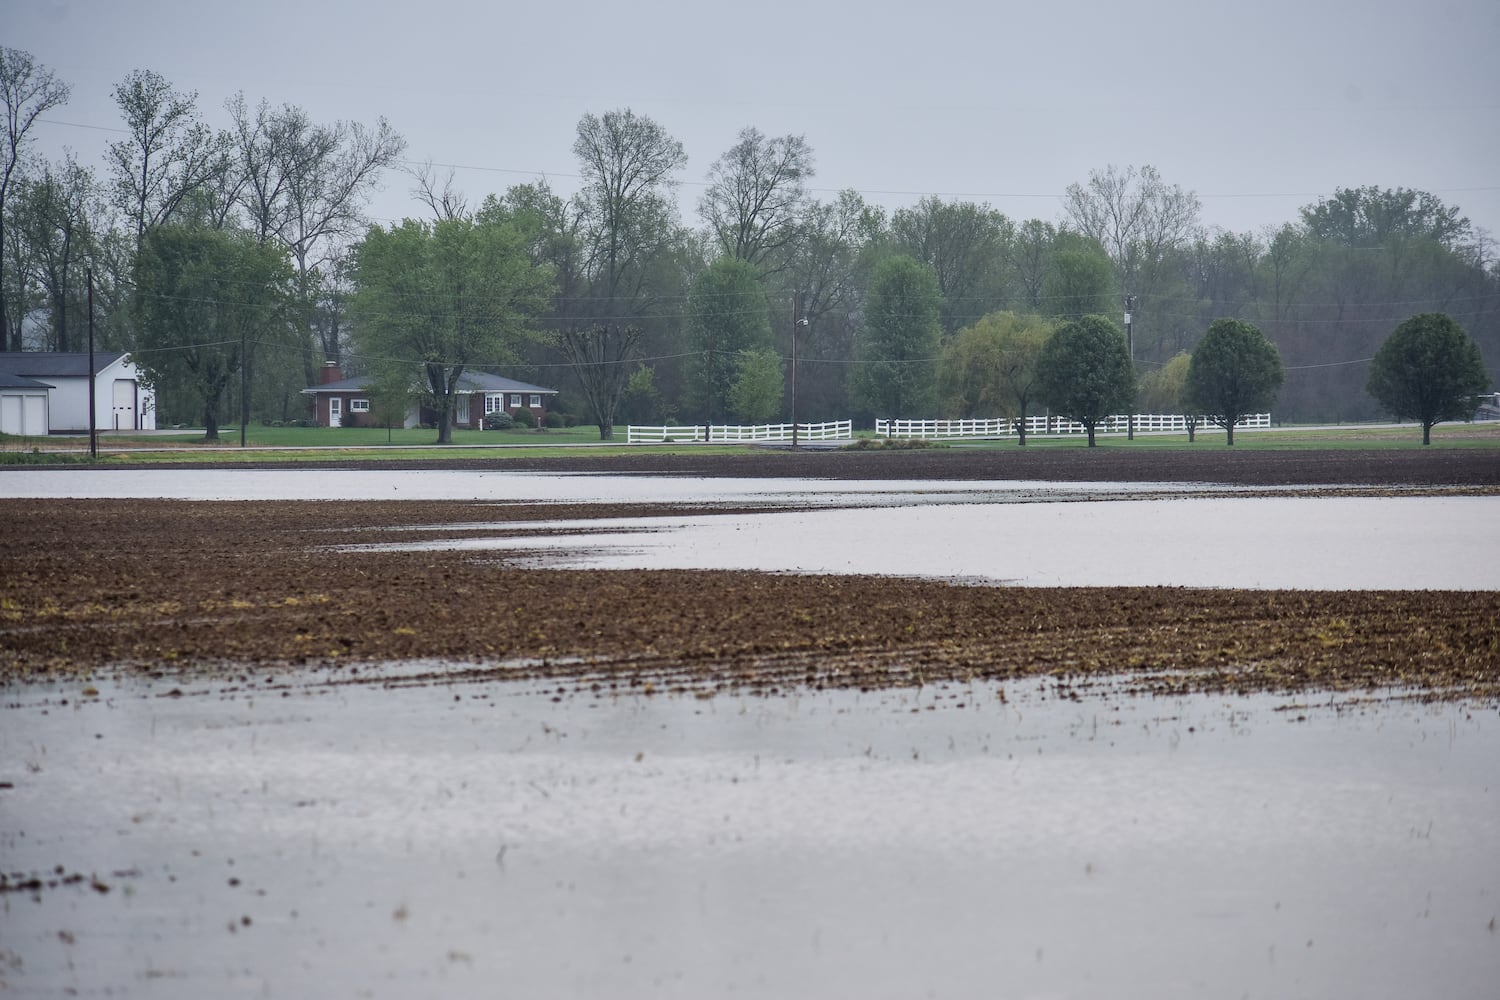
[3,446,1498,702]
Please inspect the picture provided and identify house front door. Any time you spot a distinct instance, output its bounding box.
[329,397,342,426]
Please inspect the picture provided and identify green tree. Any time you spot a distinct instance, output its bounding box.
[352,217,552,444]
[1185,318,1284,445]
[689,256,771,422]
[133,225,293,441]
[1037,314,1134,447]
[938,311,1054,444]
[1041,238,1116,320]
[1137,351,1199,442]
[852,256,942,419]
[729,346,784,423]
[888,196,1011,333]
[1367,313,1489,445]
[1,47,71,352]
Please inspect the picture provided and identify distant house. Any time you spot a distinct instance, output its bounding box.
[300,363,559,428]
[0,352,156,434]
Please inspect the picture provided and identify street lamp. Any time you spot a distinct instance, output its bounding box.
[792,293,808,448]
[1124,294,1136,441]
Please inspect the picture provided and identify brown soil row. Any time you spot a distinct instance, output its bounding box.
[3,487,1497,702]
[56,441,1500,486]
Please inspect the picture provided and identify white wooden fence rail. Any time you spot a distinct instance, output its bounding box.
[626,419,854,444]
[626,414,1269,444]
[875,413,1271,439]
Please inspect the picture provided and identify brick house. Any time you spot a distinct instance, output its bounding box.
[301,363,559,428]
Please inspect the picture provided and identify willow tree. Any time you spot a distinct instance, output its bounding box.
[352,217,552,443]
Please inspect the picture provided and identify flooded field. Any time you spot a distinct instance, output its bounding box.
[4,672,1497,999]
[3,467,1498,997]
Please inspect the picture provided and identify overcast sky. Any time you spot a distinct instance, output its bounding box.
[11,0,1500,243]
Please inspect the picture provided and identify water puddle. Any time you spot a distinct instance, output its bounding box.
[3,673,1496,998]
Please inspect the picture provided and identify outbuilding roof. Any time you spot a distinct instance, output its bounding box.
[0,352,128,378]
[0,371,55,389]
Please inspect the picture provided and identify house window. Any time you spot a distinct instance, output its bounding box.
[484,394,505,414]
[509,394,522,408]
[350,399,370,412]
[529,394,542,408]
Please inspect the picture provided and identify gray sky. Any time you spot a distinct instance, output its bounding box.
[11,0,1500,242]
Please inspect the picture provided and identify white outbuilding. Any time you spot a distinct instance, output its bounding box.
[0,352,156,433]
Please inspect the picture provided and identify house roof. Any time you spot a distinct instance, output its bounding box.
[303,371,558,395]
[0,371,54,389]
[0,351,128,378]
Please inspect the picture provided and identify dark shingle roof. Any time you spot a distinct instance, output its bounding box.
[0,371,54,389]
[303,371,557,395]
[0,352,127,378]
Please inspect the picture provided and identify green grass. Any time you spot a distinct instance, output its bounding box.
[5,421,1498,466]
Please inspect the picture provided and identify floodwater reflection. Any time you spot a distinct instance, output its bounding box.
[2,674,1496,999]
[352,495,1500,590]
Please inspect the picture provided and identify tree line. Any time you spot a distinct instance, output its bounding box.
[3,48,1495,441]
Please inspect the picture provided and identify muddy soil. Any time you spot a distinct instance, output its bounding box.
[3,449,1497,701]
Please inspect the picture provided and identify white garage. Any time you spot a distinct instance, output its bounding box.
[0,372,52,436]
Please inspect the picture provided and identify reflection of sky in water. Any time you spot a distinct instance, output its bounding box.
[351,495,1500,590]
[0,467,1207,503]
[7,469,1494,589]
[3,675,1496,999]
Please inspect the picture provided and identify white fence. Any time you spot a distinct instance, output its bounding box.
[875,413,1271,439]
[627,419,854,444]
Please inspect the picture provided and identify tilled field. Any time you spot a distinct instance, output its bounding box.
[3,448,1499,701]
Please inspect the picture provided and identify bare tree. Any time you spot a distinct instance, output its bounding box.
[572,108,685,311]
[1,47,71,351]
[408,159,470,221]
[563,109,687,438]
[107,69,229,252]
[699,127,813,268]
[227,94,404,383]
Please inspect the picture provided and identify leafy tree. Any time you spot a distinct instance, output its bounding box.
[779,189,882,419]
[1,47,71,351]
[688,256,771,422]
[699,127,812,268]
[888,196,1011,333]
[1037,314,1134,447]
[1367,313,1488,444]
[1040,238,1116,320]
[852,256,942,419]
[1137,351,1199,441]
[19,154,100,352]
[368,365,414,443]
[352,217,552,443]
[1185,318,1284,445]
[939,311,1054,444]
[729,346,784,423]
[133,225,293,440]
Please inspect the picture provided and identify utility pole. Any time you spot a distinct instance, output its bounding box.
[1125,294,1136,441]
[87,269,97,459]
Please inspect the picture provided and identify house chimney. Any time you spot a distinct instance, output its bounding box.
[320,361,342,384]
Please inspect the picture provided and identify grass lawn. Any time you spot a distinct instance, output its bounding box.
[3,420,1499,465]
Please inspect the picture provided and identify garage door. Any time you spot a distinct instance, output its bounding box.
[112,379,137,430]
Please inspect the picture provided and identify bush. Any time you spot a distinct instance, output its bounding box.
[339,409,359,428]
[544,411,565,429]
[484,411,515,430]
[842,436,947,451]
[512,407,535,428]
